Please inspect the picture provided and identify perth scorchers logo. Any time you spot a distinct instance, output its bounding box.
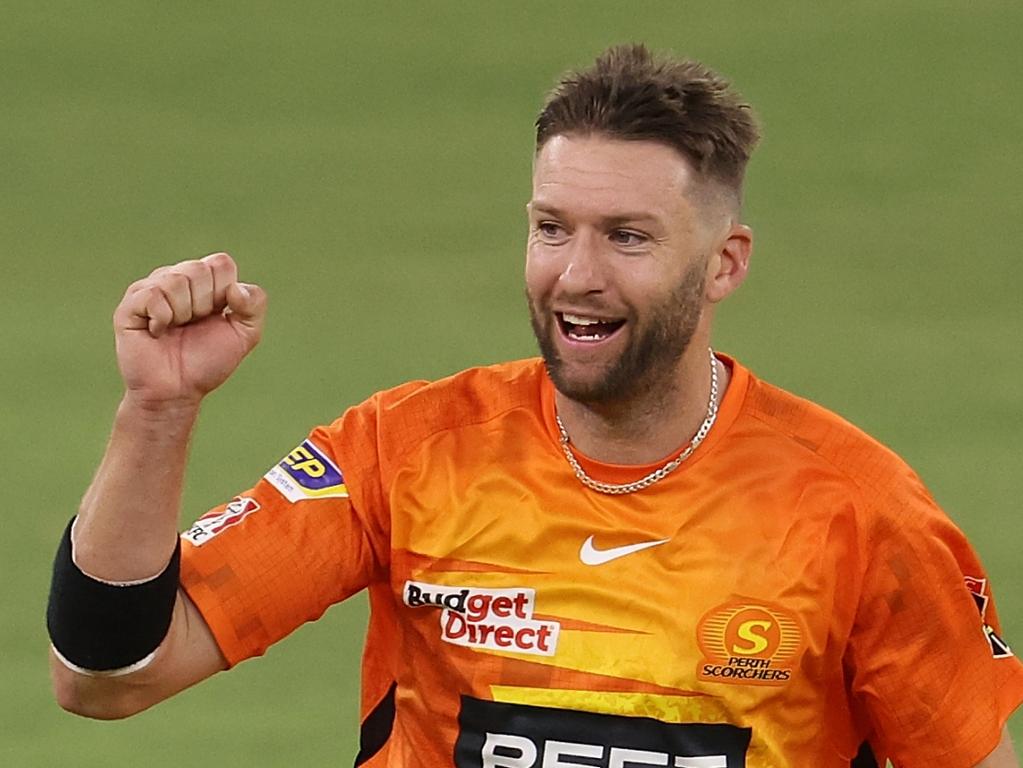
[696,601,804,685]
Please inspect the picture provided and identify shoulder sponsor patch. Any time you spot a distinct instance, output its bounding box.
[183,497,260,546]
[264,439,349,502]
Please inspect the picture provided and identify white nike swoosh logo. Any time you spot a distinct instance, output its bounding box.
[579,535,670,566]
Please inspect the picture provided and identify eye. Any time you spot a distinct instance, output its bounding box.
[536,221,567,241]
[609,229,647,247]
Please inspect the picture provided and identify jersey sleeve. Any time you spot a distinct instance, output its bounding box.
[846,468,1023,767]
[179,409,389,667]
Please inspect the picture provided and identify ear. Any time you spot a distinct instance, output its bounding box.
[705,223,752,303]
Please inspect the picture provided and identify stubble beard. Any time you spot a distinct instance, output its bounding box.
[528,261,706,407]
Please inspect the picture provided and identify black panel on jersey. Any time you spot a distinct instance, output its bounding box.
[455,696,752,767]
[851,740,880,768]
[354,682,396,766]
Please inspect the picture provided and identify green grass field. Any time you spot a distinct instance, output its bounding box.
[2,1,1021,765]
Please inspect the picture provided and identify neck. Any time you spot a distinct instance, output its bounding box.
[555,346,729,465]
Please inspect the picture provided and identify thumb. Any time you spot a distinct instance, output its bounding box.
[225,282,267,333]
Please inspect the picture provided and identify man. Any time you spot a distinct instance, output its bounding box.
[48,45,1022,767]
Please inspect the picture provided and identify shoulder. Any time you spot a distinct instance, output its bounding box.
[735,364,938,523]
[732,365,981,620]
[375,358,546,419]
[329,358,547,463]
[371,357,546,431]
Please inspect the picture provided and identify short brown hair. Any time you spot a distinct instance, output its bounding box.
[536,44,759,197]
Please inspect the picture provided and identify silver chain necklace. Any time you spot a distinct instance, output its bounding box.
[555,347,720,495]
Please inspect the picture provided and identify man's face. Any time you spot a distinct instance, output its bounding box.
[525,134,719,406]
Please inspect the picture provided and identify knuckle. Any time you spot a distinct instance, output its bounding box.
[182,259,208,275]
[163,272,190,291]
[133,284,161,304]
[204,251,232,267]
[147,293,170,317]
[207,253,237,282]
[159,260,208,287]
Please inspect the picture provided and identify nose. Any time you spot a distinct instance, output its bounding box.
[557,231,607,296]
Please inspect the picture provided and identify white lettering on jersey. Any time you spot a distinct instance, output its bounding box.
[404,580,560,656]
[479,733,727,768]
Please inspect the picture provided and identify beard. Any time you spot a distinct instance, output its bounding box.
[528,260,706,406]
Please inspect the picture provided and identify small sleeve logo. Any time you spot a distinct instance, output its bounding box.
[183,497,261,546]
[965,576,1014,659]
[264,439,349,502]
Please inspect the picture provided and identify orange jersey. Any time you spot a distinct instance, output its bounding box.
[180,356,1023,767]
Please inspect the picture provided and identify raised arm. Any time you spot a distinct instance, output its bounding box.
[49,252,267,718]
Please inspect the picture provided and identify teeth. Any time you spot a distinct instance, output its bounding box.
[562,313,602,325]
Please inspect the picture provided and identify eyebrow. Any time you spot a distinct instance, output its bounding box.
[528,202,659,227]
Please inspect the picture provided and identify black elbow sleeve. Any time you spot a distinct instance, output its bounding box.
[46,517,181,673]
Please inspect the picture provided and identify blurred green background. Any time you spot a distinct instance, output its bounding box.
[2,1,1020,764]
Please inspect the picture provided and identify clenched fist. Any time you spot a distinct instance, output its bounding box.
[113,252,267,407]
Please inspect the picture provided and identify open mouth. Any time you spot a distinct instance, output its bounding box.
[556,312,626,342]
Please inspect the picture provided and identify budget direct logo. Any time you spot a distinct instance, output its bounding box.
[404,581,560,657]
[696,601,804,685]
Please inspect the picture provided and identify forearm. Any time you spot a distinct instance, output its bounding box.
[50,590,227,719]
[73,395,199,581]
[49,253,262,718]
[50,398,233,717]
